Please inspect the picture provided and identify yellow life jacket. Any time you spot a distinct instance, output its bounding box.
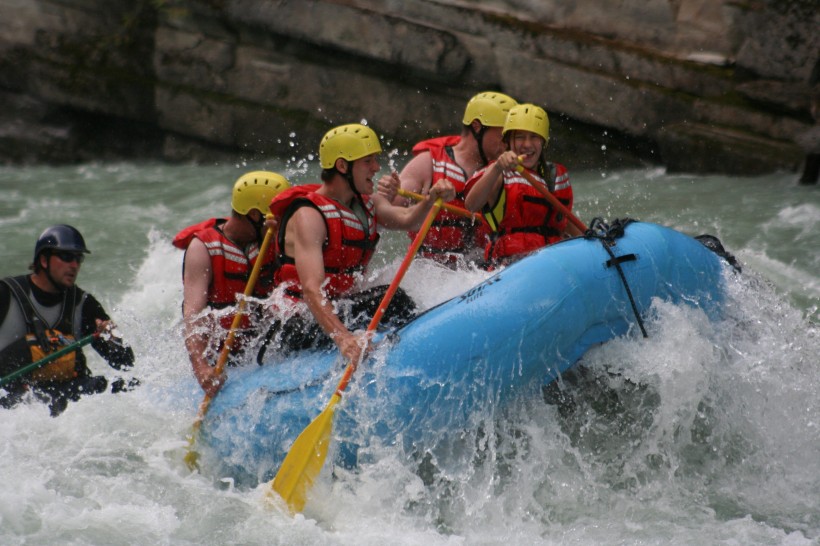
[482,187,506,232]
[27,329,78,383]
[1,276,82,384]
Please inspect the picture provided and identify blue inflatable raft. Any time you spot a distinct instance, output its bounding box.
[201,220,729,484]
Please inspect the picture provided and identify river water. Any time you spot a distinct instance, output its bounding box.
[0,159,818,545]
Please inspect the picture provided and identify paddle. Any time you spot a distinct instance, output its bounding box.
[515,163,588,232]
[184,221,276,470]
[397,188,482,221]
[0,332,99,387]
[270,198,444,513]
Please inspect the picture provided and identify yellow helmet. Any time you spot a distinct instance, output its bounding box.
[462,91,518,127]
[319,124,383,169]
[232,171,291,215]
[503,103,550,142]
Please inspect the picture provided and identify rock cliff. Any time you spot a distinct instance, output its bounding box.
[1,0,817,175]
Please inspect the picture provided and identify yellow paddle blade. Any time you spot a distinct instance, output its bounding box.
[183,395,213,471]
[182,225,276,470]
[183,421,203,471]
[271,393,341,513]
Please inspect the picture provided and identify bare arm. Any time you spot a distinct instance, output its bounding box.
[288,207,367,364]
[377,171,400,203]
[373,179,455,231]
[392,152,434,205]
[464,151,517,212]
[182,238,224,396]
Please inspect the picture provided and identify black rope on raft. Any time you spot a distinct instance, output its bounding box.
[584,218,648,339]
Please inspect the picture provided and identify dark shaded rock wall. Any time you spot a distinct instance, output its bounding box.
[1,0,817,175]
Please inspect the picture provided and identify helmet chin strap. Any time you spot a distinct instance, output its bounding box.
[470,125,489,167]
[342,160,364,206]
[42,256,66,292]
[248,212,265,244]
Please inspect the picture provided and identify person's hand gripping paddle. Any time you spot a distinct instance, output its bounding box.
[269,198,444,514]
[184,220,276,471]
[515,157,587,232]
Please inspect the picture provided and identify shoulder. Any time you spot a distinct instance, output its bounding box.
[287,205,329,248]
[1,275,30,293]
[0,278,11,299]
[0,279,11,323]
[182,237,213,275]
[552,163,571,189]
[465,164,492,189]
[173,218,224,249]
[184,236,210,258]
[78,289,110,321]
[399,154,435,192]
[289,203,327,227]
[271,184,322,217]
[412,135,461,155]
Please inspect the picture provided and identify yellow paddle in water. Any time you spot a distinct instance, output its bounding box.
[270,198,444,513]
[184,221,276,470]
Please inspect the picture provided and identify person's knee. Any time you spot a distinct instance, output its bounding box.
[80,376,108,395]
[386,288,417,325]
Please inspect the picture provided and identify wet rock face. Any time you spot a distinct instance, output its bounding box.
[1,0,817,175]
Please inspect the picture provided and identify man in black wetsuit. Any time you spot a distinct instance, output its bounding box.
[0,225,135,416]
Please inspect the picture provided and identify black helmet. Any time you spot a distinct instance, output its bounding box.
[33,224,91,263]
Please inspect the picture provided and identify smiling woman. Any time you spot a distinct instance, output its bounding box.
[464,103,580,266]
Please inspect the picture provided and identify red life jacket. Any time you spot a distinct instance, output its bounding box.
[172,218,218,250]
[271,185,380,299]
[174,218,276,332]
[468,162,573,263]
[406,136,489,262]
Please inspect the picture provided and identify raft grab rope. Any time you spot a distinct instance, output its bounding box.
[584,218,648,338]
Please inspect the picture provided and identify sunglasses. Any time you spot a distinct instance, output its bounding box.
[52,251,85,264]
